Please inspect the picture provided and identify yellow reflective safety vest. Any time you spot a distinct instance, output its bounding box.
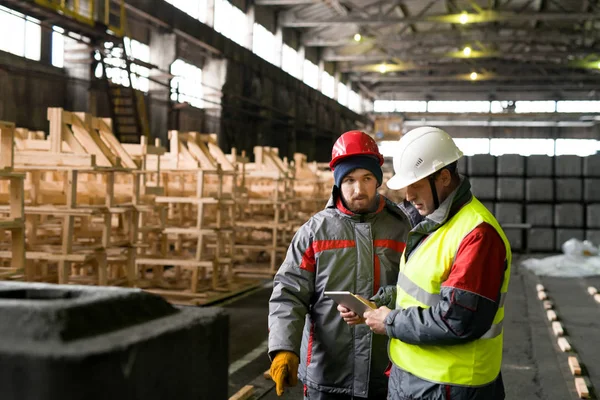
[389,197,511,386]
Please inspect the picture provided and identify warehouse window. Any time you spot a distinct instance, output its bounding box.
[171,59,203,108]
[282,44,301,79]
[454,138,491,155]
[214,0,247,47]
[490,138,554,156]
[51,26,65,68]
[321,71,335,98]
[515,101,555,113]
[338,82,348,106]
[556,101,600,113]
[374,100,427,112]
[428,101,490,113]
[348,90,361,113]
[95,38,150,93]
[253,23,280,66]
[165,0,207,23]
[0,6,41,61]
[303,60,319,89]
[555,139,600,156]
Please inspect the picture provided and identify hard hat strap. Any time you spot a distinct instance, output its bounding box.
[428,175,440,210]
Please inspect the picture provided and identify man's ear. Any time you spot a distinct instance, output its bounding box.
[440,169,452,187]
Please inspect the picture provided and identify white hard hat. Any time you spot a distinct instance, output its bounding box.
[387,126,463,190]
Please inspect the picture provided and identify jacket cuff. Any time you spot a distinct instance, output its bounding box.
[385,309,400,338]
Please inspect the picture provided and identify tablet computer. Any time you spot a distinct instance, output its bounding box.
[324,291,377,317]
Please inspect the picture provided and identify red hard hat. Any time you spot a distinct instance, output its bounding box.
[330,130,384,170]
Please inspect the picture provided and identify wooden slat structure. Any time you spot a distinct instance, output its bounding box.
[0,121,26,280]
[0,112,335,305]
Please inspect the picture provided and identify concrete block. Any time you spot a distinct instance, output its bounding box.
[555,155,582,177]
[526,178,554,202]
[503,228,523,251]
[495,203,523,224]
[497,154,525,176]
[496,178,524,201]
[583,154,600,177]
[481,201,495,214]
[555,203,584,228]
[586,204,600,228]
[470,178,496,200]
[585,229,600,246]
[584,179,600,202]
[468,154,496,176]
[0,282,229,400]
[526,155,553,177]
[555,179,582,202]
[526,204,553,227]
[556,229,585,251]
[528,228,555,251]
[457,157,468,175]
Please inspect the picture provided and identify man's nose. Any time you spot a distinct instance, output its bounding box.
[353,181,365,195]
[405,186,415,201]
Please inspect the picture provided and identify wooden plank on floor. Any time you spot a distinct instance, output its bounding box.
[574,377,589,398]
[558,337,572,352]
[568,356,581,376]
[229,385,254,400]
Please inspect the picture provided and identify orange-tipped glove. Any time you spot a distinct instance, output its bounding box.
[269,351,299,396]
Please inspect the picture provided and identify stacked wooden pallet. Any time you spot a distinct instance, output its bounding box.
[133,130,256,304]
[8,108,138,286]
[233,146,298,278]
[0,121,26,280]
[0,110,339,305]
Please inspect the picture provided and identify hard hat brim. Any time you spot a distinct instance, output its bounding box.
[386,173,417,190]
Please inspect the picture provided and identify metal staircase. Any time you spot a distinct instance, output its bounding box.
[97,38,150,143]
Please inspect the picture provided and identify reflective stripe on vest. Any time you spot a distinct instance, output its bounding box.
[389,197,512,386]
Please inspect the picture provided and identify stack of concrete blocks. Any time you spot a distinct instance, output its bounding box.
[584,154,600,246]
[525,155,556,252]
[468,154,496,213]
[495,154,525,252]
[554,156,586,251]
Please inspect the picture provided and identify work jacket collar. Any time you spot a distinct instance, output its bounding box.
[413,176,473,235]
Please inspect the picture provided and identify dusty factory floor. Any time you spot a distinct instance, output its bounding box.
[220,255,600,400]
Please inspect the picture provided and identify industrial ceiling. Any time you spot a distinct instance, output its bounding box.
[258,0,600,101]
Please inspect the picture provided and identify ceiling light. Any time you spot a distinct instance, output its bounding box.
[597,61,600,68]
[354,33,362,42]
[379,63,387,74]
[463,47,472,56]
[459,12,469,24]
[470,72,478,80]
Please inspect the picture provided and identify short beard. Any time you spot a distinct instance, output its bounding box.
[344,197,378,214]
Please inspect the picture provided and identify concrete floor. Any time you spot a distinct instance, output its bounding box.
[220,256,599,400]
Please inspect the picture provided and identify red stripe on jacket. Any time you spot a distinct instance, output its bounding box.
[306,321,315,365]
[442,222,507,302]
[373,240,406,253]
[299,240,357,272]
[373,255,381,293]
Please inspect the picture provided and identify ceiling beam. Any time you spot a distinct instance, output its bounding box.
[254,0,317,5]
[374,83,600,92]
[354,73,599,83]
[279,10,599,27]
[323,48,600,62]
[302,26,598,47]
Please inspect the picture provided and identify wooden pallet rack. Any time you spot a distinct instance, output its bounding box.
[8,108,137,286]
[234,146,298,278]
[0,108,338,305]
[136,131,252,304]
[0,121,26,280]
